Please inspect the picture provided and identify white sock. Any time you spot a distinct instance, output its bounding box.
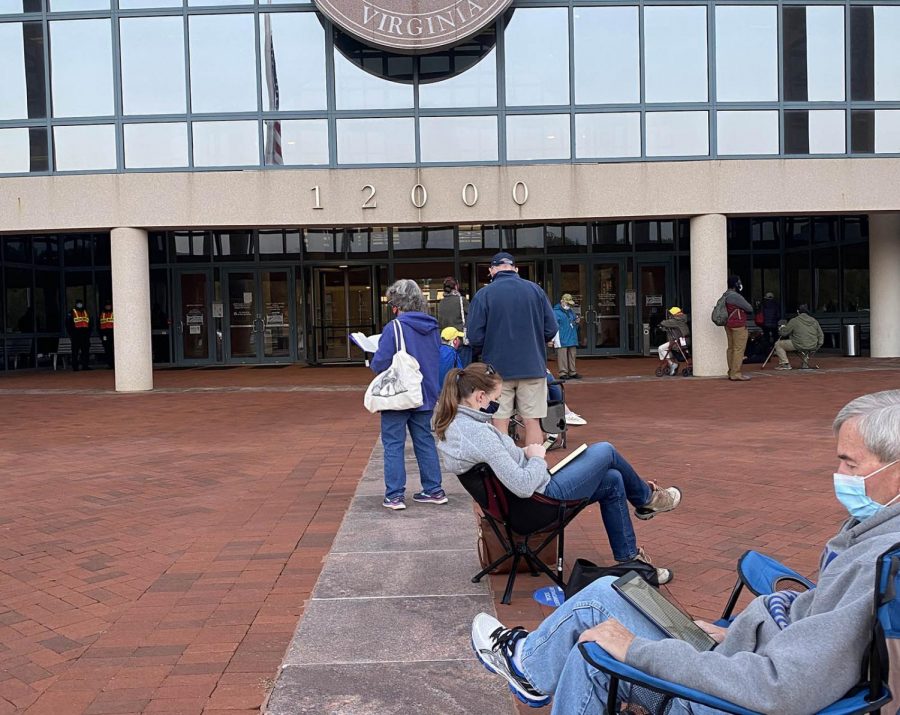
[511,638,527,676]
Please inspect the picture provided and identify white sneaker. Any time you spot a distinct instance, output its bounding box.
[565,413,587,426]
[471,613,549,707]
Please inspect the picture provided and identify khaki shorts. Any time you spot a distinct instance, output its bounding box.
[495,378,548,420]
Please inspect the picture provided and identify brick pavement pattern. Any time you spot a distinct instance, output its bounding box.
[0,386,377,714]
[0,357,898,714]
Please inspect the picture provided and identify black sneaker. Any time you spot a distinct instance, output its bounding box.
[567,373,582,380]
[471,613,549,708]
[412,489,448,505]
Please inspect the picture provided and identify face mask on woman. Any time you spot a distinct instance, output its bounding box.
[480,400,500,415]
[833,459,900,520]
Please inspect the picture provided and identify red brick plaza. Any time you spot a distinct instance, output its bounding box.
[0,356,897,714]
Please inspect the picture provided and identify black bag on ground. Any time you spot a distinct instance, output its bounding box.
[563,557,659,600]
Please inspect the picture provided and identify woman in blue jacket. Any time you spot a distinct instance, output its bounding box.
[552,294,581,380]
[371,280,447,511]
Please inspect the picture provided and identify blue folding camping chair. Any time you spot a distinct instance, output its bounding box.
[579,544,899,714]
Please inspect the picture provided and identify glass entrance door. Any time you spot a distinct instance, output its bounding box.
[637,261,674,353]
[224,269,295,363]
[175,269,213,364]
[312,266,377,362]
[555,260,626,354]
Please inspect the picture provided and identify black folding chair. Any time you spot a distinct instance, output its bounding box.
[457,463,589,604]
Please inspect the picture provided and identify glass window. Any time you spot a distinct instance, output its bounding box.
[53,125,116,171]
[259,13,326,111]
[120,17,186,115]
[0,1,43,11]
[0,21,46,120]
[419,39,497,109]
[336,118,414,165]
[192,120,259,167]
[594,222,630,251]
[119,0,181,7]
[259,230,284,256]
[35,269,61,332]
[33,236,58,266]
[851,109,875,153]
[124,123,189,169]
[575,113,640,159]
[3,237,31,263]
[717,111,779,155]
[874,7,900,100]
[348,227,388,257]
[813,246,839,312]
[63,235,92,267]
[50,0,107,8]
[715,6,777,102]
[0,128,49,173]
[645,111,708,157]
[268,119,328,166]
[573,6,639,105]
[786,251,811,310]
[420,116,498,163]
[188,0,250,5]
[785,6,844,101]
[644,6,707,103]
[50,19,114,117]
[213,231,254,260]
[506,114,570,161]
[875,110,900,153]
[173,231,210,261]
[504,8,569,106]
[333,46,413,111]
[842,241,869,311]
[785,110,846,154]
[5,267,31,333]
[189,14,257,113]
[392,227,453,258]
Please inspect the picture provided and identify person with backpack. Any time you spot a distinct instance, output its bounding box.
[713,275,754,381]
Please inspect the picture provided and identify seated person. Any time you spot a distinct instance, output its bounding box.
[439,327,464,386]
[545,369,586,428]
[657,307,690,376]
[433,363,681,585]
[472,389,900,712]
[774,304,824,370]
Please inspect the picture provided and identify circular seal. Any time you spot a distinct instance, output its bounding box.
[314,0,513,53]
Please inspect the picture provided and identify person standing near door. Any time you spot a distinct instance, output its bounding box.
[553,293,581,380]
[99,301,114,369]
[68,300,91,371]
[438,277,472,367]
[466,252,559,447]
[723,275,754,381]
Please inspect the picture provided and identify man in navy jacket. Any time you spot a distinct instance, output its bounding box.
[467,252,558,446]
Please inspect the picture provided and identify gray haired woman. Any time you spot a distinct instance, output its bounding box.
[370,279,446,510]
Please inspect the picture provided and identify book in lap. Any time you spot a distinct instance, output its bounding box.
[548,443,588,475]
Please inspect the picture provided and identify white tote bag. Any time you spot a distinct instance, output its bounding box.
[363,320,424,413]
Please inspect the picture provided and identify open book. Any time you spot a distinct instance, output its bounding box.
[350,332,381,353]
[548,443,588,475]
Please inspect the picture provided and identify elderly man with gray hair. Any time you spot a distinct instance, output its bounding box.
[370,279,446,511]
[472,389,900,713]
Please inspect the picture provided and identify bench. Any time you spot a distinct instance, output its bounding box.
[52,336,106,370]
[4,337,33,369]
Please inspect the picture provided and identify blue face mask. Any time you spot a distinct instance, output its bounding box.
[480,400,500,415]
[833,460,900,521]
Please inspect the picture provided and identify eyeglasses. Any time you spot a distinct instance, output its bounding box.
[484,363,496,375]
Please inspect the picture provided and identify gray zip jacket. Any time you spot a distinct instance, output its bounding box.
[435,406,550,497]
[625,504,900,714]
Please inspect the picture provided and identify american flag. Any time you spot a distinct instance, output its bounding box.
[263,12,283,165]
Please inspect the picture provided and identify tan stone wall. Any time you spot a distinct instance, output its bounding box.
[3,158,900,233]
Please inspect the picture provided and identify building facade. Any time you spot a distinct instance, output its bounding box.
[1,0,899,389]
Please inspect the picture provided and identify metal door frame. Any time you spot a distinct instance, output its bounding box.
[173,267,214,365]
[635,258,676,354]
[553,257,628,356]
[222,267,298,364]
[309,264,379,364]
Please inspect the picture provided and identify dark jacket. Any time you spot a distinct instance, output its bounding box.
[762,298,781,327]
[467,271,558,380]
[438,293,468,332]
[371,312,440,412]
[659,314,690,340]
[552,304,579,348]
[724,289,754,329]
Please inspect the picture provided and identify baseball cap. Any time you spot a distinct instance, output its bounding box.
[668,306,683,315]
[441,327,464,342]
[561,293,574,303]
[490,251,516,267]
[765,292,774,299]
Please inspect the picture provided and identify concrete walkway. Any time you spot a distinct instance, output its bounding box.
[265,442,515,715]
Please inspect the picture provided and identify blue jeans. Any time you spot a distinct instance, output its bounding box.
[380,409,443,500]
[520,576,718,715]
[542,442,652,562]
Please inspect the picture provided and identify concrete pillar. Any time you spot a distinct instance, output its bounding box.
[111,227,153,391]
[689,214,729,377]
[869,214,900,358]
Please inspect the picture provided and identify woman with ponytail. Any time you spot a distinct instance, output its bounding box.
[434,363,681,584]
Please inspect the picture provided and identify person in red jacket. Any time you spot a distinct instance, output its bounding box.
[723,275,754,381]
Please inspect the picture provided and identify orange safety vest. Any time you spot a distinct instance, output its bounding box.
[72,309,90,329]
[99,311,114,330]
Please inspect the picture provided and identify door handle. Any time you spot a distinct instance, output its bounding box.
[177,321,184,334]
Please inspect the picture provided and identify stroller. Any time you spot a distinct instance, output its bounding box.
[654,326,693,377]
[508,376,568,451]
